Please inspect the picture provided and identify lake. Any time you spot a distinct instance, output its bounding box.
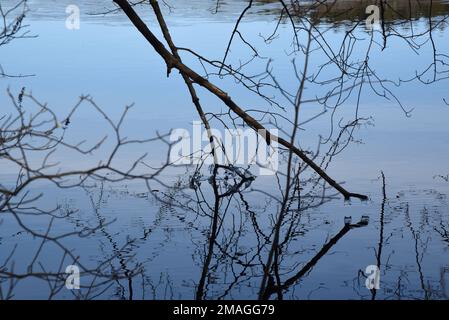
[1,0,449,300]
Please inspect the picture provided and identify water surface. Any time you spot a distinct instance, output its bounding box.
[1,0,449,300]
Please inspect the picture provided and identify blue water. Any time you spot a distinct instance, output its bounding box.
[1,0,449,300]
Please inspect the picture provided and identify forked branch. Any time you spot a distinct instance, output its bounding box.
[113,0,368,201]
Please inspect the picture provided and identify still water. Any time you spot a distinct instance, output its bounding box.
[1,0,449,299]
